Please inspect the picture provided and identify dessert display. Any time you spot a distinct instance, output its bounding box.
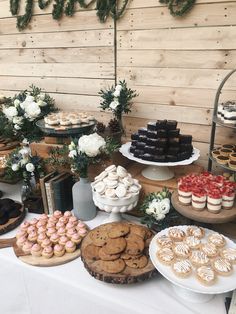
[177,172,236,213]
[44,111,95,127]
[154,226,236,286]
[217,101,236,125]
[130,119,193,162]
[211,144,236,170]
[91,165,142,220]
[81,222,156,284]
[15,211,88,259]
[0,198,25,234]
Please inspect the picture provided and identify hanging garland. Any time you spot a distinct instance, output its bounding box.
[10,0,129,31]
[159,0,196,17]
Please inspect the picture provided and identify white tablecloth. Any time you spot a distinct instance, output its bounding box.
[0,183,229,314]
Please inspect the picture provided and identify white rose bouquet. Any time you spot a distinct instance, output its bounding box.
[139,188,179,229]
[99,80,138,133]
[68,133,119,178]
[0,85,57,142]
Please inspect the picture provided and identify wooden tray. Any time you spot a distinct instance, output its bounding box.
[81,222,157,284]
[171,190,236,224]
[0,141,19,151]
[0,237,81,267]
[0,204,26,235]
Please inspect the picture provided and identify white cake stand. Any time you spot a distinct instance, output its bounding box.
[119,142,200,181]
[149,226,236,303]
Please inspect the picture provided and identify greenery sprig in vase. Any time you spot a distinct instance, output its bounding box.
[99,80,138,134]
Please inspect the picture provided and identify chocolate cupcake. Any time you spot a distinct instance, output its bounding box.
[180,135,192,144]
[156,129,167,138]
[166,155,178,162]
[166,120,177,130]
[156,120,167,129]
[131,133,139,141]
[145,146,156,154]
[0,210,9,225]
[134,149,144,158]
[142,153,154,161]
[138,128,148,136]
[147,130,158,139]
[147,122,157,131]
[154,155,166,162]
[8,203,22,219]
[168,129,180,137]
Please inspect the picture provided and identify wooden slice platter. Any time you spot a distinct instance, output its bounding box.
[172,190,236,224]
[0,140,19,151]
[0,204,26,235]
[0,237,81,267]
[81,222,157,284]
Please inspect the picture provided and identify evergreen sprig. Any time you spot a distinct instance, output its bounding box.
[160,0,196,17]
[10,0,20,15]
[38,0,52,9]
[16,0,34,31]
[52,0,65,19]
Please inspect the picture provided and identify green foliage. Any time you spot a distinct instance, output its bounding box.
[16,0,34,30]
[38,0,52,9]
[10,0,20,14]
[65,0,77,16]
[159,0,196,17]
[52,0,65,19]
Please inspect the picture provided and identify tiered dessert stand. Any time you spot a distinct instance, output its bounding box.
[149,226,236,303]
[119,142,200,181]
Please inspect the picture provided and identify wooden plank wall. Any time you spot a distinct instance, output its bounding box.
[0,2,115,116]
[117,0,236,166]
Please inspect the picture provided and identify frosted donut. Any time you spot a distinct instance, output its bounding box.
[94,181,106,194]
[105,188,116,198]
[115,185,127,198]
[105,165,116,173]
[117,165,127,178]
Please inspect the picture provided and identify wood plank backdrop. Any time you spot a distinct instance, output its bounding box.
[0,0,236,167]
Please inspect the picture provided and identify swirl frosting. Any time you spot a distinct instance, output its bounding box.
[197,266,215,282]
[191,250,209,265]
[174,243,190,257]
[213,258,232,273]
[173,260,191,273]
[221,248,236,262]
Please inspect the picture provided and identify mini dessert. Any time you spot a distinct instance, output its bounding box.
[42,246,54,259]
[20,221,30,231]
[230,153,236,161]
[220,148,234,157]
[211,150,221,159]
[56,221,65,230]
[184,236,201,249]
[28,231,38,242]
[229,160,236,170]
[190,250,209,267]
[30,218,38,226]
[37,233,47,244]
[22,241,34,255]
[212,257,233,276]
[59,216,68,224]
[192,189,207,211]
[31,244,42,257]
[173,242,190,258]
[66,222,76,230]
[41,238,52,248]
[16,236,27,248]
[172,259,192,278]
[71,233,82,245]
[65,241,76,253]
[37,226,47,234]
[178,184,192,205]
[157,247,175,265]
[207,190,222,214]
[220,248,236,264]
[50,233,60,244]
[168,228,185,241]
[186,226,205,239]
[208,233,226,248]
[16,229,27,239]
[67,228,77,238]
[64,211,72,218]
[196,266,216,286]
[54,210,63,219]
[222,188,235,209]
[39,214,48,221]
[36,220,47,228]
[156,235,173,248]
[69,216,78,224]
[201,242,218,258]
[54,244,65,257]
[216,155,229,165]
[46,227,57,238]
[59,236,69,246]
[27,225,37,234]
[78,228,87,237]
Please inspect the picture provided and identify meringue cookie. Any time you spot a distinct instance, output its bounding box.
[108,172,119,181]
[105,188,116,198]
[105,165,116,173]
[122,176,134,187]
[106,180,118,188]
[94,181,106,194]
[115,185,127,198]
[117,165,127,178]
[129,185,140,193]
[95,171,107,181]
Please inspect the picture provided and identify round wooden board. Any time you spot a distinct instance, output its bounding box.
[171,190,236,224]
[0,204,26,235]
[81,222,157,284]
[0,141,19,151]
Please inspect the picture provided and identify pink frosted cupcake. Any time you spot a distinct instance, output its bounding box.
[16,229,27,239]
[67,228,77,239]
[46,227,57,238]
[41,238,52,248]
[54,244,65,257]
[39,214,48,222]
[37,233,47,244]
[22,241,34,254]
[77,221,86,229]
[59,235,69,246]
[42,246,54,259]
[53,210,63,219]
[71,233,82,245]
[28,231,38,242]
[27,226,37,234]
[64,211,72,218]
[66,222,76,230]
[31,243,42,257]
[16,236,27,248]
[29,218,38,226]
[48,216,58,224]
[50,233,60,244]
[20,221,30,231]
[78,228,87,237]
[36,220,47,229]
[65,241,76,253]
[69,216,78,224]
[59,217,68,225]
[56,221,65,230]
[46,221,56,229]
[58,227,66,236]
[38,226,47,234]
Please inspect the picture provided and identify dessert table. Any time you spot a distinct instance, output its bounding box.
[0,183,230,314]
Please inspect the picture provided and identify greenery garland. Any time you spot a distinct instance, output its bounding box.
[16,0,34,30]
[10,0,20,15]
[38,0,52,9]
[159,0,196,17]
[52,0,65,19]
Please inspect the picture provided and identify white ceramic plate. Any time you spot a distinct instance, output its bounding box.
[149,225,236,295]
[119,142,200,167]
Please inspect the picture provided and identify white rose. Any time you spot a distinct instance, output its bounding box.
[26,163,35,172]
[113,90,120,97]
[68,150,77,159]
[154,212,166,221]
[20,158,28,166]
[159,198,170,215]
[3,106,18,120]
[115,84,122,92]
[109,100,119,110]
[19,147,30,157]
[149,199,160,211]
[11,163,19,171]
[145,207,155,215]
[14,99,21,107]
[78,133,106,157]
[24,102,41,120]
[22,138,29,145]
[69,142,76,150]
[25,95,35,102]
[14,124,21,130]
[38,93,45,101]
[37,100,47,107]
[13,116,23,125]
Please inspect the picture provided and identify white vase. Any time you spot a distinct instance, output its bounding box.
[72,177,97,221]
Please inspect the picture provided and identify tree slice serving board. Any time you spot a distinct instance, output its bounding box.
[0,237,81,267]
[0,204,26,235]
[81,222,157,284]
[171,190,236,224]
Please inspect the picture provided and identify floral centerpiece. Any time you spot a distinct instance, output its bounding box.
[0,85,57,142]
[99,80,138,134]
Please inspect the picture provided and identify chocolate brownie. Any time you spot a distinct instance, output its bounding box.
[142,153,154,161]
[166,155,178,162]
[134,149,144,158]
[179,135,192,144]
[138,128,148,136]
[166,120,178,130]
[145,146,156,154]
[146,138,158,146]
[136,142,146,150]
[147,122,157,131]
[180,144,193,153]
[147,130,158,139]
[167,147,179,155]
[168,129,180,137]
[156,120,167,129]
[156,147,165,155]
[131,133,139,141]
[154,155,166,162]
[130,145,136,154]
[156,129,167,138]
[156,138,167,148]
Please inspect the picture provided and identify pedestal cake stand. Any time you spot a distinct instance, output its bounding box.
[149,226,236,303]
[119,142,200,181]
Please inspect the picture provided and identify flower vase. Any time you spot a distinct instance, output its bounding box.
[72,177,97,221]
[21,178,33,203]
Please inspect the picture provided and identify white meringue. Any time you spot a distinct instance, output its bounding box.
[117,165,127,178]
[108,172,119,181]
[94,181,106,194]
[105,188,116,198]
[106,180,119,188]
[105,165,116,173]
[95,171,107,181]
[115,185,127,198]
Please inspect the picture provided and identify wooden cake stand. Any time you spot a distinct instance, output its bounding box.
[171,190,236,224]
[0,237,81,267]
[0,204,26,235]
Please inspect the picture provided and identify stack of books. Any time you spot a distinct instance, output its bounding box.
[40,172,74,214]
